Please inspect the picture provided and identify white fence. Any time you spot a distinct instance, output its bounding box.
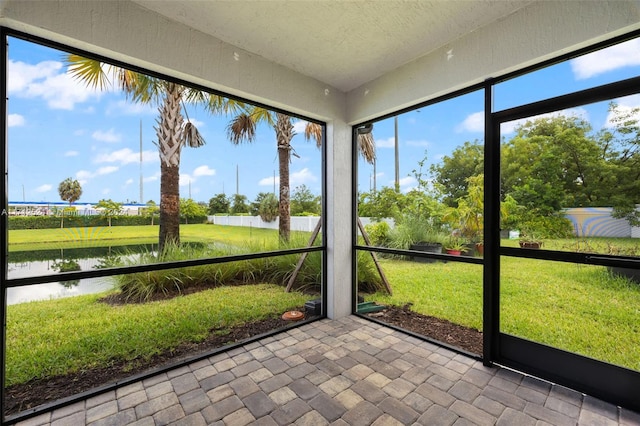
[209,208,639,239]
[207,215,392,233]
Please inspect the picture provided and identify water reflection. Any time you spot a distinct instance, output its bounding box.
[6,243,206,305]
[6,277,113,305]
[7,257,114,305]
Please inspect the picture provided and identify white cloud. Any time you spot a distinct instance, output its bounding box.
[398,176,416,187]
[102,188,111,195]
[124,178,134,186]
[179,174,192,187]
[290,168,317,186]
[96,166,118,176]
[65,151,79,157]
[144,173,160,183]
[74,129,86,136]
[35,184,52,193]
[457,112,484,133]
[8,59,102,110]
[187,118,205,128]
[193,165,216,177]
[293,120,308,135]
[76,170,93,180]
[8,114,25,127]
[76,166,118,181]
[94,148,157,165]
[571,38,640,80]
[92,129,122,143]
[259,175,279,186]
[375,137,395,148]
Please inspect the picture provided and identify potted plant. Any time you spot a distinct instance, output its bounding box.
[518,231,543,249]
[445,237,466,256]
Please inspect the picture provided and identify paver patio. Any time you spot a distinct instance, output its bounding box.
[13,316,640,426]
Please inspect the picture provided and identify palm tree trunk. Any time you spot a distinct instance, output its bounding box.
[276,113,294,243]
[158,84,184,252]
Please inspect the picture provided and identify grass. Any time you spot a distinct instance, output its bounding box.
[8,224,284,251]
[6,284,310,386]
[365,256,640,371]
[6,227,640,388]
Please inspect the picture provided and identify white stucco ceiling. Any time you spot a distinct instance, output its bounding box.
[132,0,534,92]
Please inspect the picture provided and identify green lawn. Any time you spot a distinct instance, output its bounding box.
[6,284,310,386]
[6,227,640,388]
[8,224,281,251]
[366,256,640,371]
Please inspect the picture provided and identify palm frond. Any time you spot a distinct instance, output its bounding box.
[251,107,275,127]
[182,121,206,148]
[358,132,376,164]
[227,113,257,145]
[65,54,110,91]
[304,122,323,148]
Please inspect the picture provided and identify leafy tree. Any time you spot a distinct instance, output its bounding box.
[180,198,207,224]
[96,199,122,227]
[599,102,640,225]
[250,192,275,216]
[67,55,244,251]
[430,140,484,206]
[290,185,320,215]
[358,187,406,220]
[142,200,160,225]
[208,194,230,215]
[258,193,279,222]
[58,177,82,205]
[230,194,249,214]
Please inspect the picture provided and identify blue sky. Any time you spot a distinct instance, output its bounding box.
[7,36,640,206]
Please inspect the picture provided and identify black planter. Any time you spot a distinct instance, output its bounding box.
[410,242,442,263]
[608,266,640,284]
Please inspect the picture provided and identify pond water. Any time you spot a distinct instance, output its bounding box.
[7,258,114,305]
[6,243,207,305]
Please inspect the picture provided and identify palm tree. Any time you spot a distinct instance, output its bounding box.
[58,177,82,229]
[58,177,83,206]
[66,55,244,251]
[227,108,375,242]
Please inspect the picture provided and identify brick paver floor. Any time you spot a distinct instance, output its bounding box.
[14,316,640,425]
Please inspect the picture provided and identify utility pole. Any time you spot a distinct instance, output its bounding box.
[394,116,400,192]
[139,120,143,203]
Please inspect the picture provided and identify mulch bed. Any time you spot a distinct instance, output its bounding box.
[4,303,482,417]
[365,303,483,355]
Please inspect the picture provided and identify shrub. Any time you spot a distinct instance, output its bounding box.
[364,221,390,247]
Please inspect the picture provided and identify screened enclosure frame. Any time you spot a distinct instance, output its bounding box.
[0,28,328,424]
[353,29,640,412]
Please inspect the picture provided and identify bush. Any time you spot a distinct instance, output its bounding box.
[9,215,158,230]
[364,221,390,247]
[115,236,385,302]
[521,214,574,239]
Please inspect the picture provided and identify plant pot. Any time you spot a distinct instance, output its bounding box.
[461,243,476,257]
[519,241,542,249]
[446,249,461,256]
[410,242,442,263]
[475,243,484,256]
